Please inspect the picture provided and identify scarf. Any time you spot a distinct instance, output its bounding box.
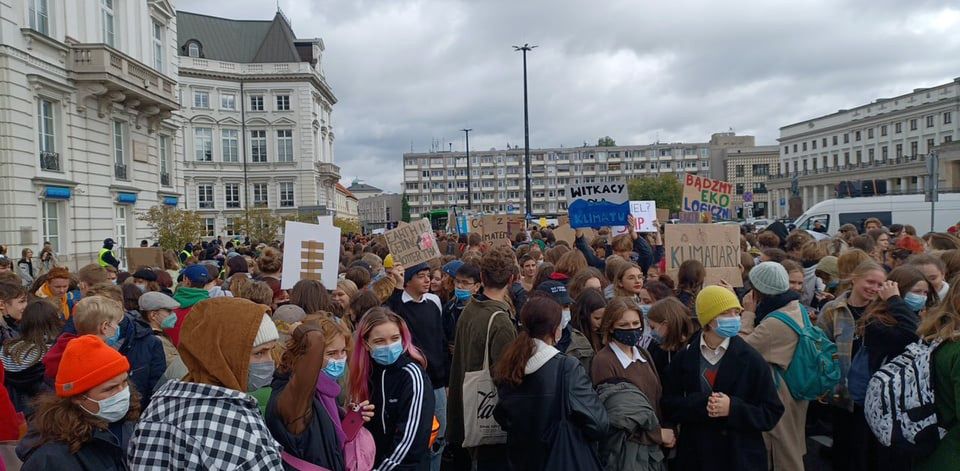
[37,283,69,321]
[316,372,346,447]
[755,290,801,324]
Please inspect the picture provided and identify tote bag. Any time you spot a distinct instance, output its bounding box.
[461,311,508,447]
[541,361,602,471]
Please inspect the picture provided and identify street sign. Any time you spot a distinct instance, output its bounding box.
[779,198,786,207]
[743,191,753,203]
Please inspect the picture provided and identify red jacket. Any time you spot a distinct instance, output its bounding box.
[0,364,23,441]
[42,332,78,381]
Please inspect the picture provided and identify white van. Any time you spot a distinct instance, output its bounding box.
[793,194,960,235]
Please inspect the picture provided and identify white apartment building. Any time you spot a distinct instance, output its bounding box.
[769,77,960,217]
[403,143,712,218]
[0,0,183,268]
[177,11,339,238]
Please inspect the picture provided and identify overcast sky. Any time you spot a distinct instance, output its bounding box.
[182,0,960,193]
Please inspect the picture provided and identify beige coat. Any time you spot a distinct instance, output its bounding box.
[743,300,808,471]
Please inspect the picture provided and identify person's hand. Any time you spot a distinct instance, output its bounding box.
[716,279,735,294]
[742,290,757,313]
[357,400,375,422]
[392,264,405,284]
[660,428,677,448]
[815,291,835,303]
[627,214,637,232]
[575,228,583,238]
[879,280,899,301]
[707,392,731,418]
[807,308,819,324]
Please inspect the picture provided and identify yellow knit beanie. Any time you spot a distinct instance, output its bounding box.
[696,285,742,327]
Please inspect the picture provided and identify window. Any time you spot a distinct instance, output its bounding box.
[855,130,861,141]
[225,183,240,208]
[926,115,935,128]
[735,183,744,195]
[220,93,236,110]
[250,130,267,162]
[792,144,797,153]
[855,150,862,164]
[882,146,888,160]
[221,129,238,162]
[203,218,215,237]
[735,165,744,177]
[927,138,935,152]
[101,0,115,47]
[946,136,954,143]
[832,135,838,146]
[114,205,127,263]
[811,140,817,150]
[896,144,903,158]
[42,201,60,252]
[783,146,788,155]
[250,95,264,111]
[752,182,767,193]
[152,21,163,72]
[113,121,127,179]
[895,122,903,133]
[159,135,171,186]
[881,125,888,136]
[945,112,953,125]
[843,133,849,144]
[197,184,214,209]
[193,90,209,108]
[911,141,918,156]
[868,148,875,161]
[867,128,874,139]
[276,95,290,111]
[279,182,294,207]
[29,0,48,35]
[187,42,200,58]
[37,98,58,171]
[910,119,917,131]
[253,183,268,207]
[822,138,827,148]
[276,130,293,162]
[802,142,807,151]
[194,127,212,161]
[225,218,238,236]
[752,164,769,176]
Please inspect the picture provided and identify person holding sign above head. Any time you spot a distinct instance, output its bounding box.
[575,215,653,277]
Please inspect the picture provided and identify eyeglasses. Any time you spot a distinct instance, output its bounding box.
[454,279,477,289]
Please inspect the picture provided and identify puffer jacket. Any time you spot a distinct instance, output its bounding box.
[596,381,665,471]
[16,422,134,470]
[117,314,166,409]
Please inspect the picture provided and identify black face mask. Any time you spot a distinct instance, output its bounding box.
[611,328,643,346]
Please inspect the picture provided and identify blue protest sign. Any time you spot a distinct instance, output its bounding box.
[566,180,629,228]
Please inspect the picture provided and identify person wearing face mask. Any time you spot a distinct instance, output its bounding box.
[268,318,376,470]
[442,262,481,358]
[348,307,435,471]
[16,335,139,469]
[591,297,673,462]
[661,285,784,471]
[908,254,950,303]
[137,292,186,381]
[128,297,284,469]
[447,247,518,471]
[645,297,696,386]
[535,280,590,362]
[131,268,160,293]
[492,297,609,470]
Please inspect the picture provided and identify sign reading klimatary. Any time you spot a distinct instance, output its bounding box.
[281,220,341,289]
[664,224,741,287]
[566,180,630,229]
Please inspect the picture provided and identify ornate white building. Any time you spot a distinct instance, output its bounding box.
[176,11,338,237]
[0,0,183,268]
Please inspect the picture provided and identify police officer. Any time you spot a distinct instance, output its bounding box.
[98,238,120,269]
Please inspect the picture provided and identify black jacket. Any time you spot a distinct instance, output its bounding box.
[494,353,609,471]
[864,296,920,374]
[661,332,784,471]
[385,289,448,388]
[576,234,654,276]
[366,354,435,471]
[266,372,346,471]
[17,421,133,470]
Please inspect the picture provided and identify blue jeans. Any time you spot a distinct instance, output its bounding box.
[431,387,447,471]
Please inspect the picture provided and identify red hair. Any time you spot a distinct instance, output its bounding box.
[347,307,426,403]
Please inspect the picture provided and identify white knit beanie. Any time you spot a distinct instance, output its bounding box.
[749,262,790,296]
[253,313,280,347]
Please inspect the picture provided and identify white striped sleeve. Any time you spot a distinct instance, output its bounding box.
[377,363,425,471]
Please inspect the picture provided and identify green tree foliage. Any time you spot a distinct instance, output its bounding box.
[628,174,683,214]
[334,217,360,235]
[401,194,411,223]
[138,206,204,252]
[597,136,616,147]
[236,208,284,244]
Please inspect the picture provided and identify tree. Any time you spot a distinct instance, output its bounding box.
[334,217,360,235]
[597,136,616,147]
[401,193,411,223]
[628,174,683,214]
[236,208,284,244]
[138,206,204,252]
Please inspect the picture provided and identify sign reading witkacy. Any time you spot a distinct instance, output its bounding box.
[281,220,341,289]
[682,173,733,220]
[664,224,742,287]
[384,218,441,267]
[629,201,658,232]
[567,180,629,228]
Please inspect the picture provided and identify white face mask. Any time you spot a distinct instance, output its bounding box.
[938,281,950,301]
[81,386,130,423]
[560,309,571,330]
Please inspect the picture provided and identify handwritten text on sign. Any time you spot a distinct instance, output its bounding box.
[567,181,629,228]
[629,201,658,232]
[682,173,733,220]
[384,218,441,267]
[664,224,742,287]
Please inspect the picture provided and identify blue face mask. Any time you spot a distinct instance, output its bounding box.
[649,328,664,344]
[323,357,347,379]
[105,322,122,348]
[639,304,652,318]
[160,312,177,329]
[714,316,741,338]
[371,341,404,366]
[826,280,839,290]
[904,292,927,312]
[454,288,472,302]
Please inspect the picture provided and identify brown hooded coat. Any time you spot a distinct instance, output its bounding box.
[179,297,269,391]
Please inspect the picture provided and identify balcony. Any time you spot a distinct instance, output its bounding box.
[199,201,215,209]
[160,172,170,187]
[114,163,128,181]
[70,44,178,131]
[315,162,341,180]
[40,151,61,172]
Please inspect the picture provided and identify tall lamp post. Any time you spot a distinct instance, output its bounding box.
[513,43,536,220]
[462,128,472,209]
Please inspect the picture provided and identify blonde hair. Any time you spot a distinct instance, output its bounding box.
[73,295,123,335]
[918,280,960,342]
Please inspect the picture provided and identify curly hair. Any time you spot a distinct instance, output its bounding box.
[29,386,141,453]
[480,246,518,289]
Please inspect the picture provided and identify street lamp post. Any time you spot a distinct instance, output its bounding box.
[513,43,536,220]
[462,128,472,209]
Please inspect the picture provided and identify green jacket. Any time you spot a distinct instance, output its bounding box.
[597,381,665,471]
[917,340,960,471]
[173,287,210,309]
[566,328,596,374]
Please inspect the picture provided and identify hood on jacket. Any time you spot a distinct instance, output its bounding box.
[525,338,559,375]
[207,286,233,299]
[180,297,268,392]
[765,222,789,247]
[596,381,658,432]
[173,287,210,309]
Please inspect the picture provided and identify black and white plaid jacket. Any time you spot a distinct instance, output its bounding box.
[127,380,284,470]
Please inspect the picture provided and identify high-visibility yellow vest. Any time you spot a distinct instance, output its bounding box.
[97,248,112,267]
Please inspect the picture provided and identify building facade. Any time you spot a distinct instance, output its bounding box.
[768,78,960,217]
[359,193,402,233]
[346,179,382,200]
[176,11,338,238]
[0,0,183,269]
[334,182,358,222]
[403,142,715,219]
[720,144,779,218]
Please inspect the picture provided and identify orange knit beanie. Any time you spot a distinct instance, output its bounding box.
[55,335,129,397]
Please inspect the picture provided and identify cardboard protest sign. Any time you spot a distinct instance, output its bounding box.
[281,220,341,289]
[656,209,670,224]
[552,224,576,246]
[567,180,629,228]
[384,218,441,267]
[557,215,569,227]
[682,173,733,220]
[664,224,742,287]
[629,201,658,232]
[126,247,163,269]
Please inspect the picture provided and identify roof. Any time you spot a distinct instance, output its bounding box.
[176,11,303,63]
[335,183,357,200]
[347,182,382,193]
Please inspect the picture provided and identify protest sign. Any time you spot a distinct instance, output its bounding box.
[481,215,512,247]
[682,173,733,220]
[567,180,629,228]
[657,209,670,224]
[126,247,163,269]
[281,220,341,289]
[664,224,742,287]
[629,201,658,232]
[384,218,441,267]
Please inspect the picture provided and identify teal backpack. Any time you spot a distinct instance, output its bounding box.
[767,306,841,401]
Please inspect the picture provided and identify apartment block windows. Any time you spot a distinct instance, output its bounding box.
[250,130,267,163]
[735,165,744,177]
[193,90,209,109]
[225,183,240,208]
[250,95,264,111]
[220,93,236,110]
[37,98,58,172]
[221,129,239,162]
[752,164,769,176]
[152,21,164,72]
[253,183,268,207]
[194,128,212,162]
[101,0,115,47]
[279,182,294,207]
[30,0,49,35]
[197,184,214,209]
[276,95,290,111]
[277,130,293,162]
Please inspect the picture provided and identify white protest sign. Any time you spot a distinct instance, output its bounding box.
[281,220,341,289]
[629,200,658,232]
